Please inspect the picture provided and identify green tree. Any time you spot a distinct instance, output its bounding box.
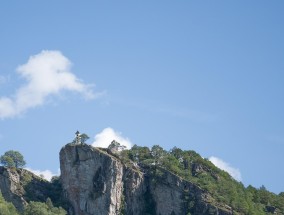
[46,198,53,209]
[258,185,271,205]
[129,145,151,163]
[0,150,26,168]
[24,201,66,215]
[0,155,14,167]
[0,191,19,215]
[151,145,167,165]
[170,146,184,160]
[80,133,90,144]
[108,140,126,153]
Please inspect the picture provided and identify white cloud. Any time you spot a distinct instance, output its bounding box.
[209,156,242,181]
[92,127,132,149]
[25,167,59,181]
[0,50,97,119]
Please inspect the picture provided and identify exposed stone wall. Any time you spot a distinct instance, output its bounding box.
[60,144,123,215]
[123,167,146,215]
[0,167,27,211]
[148,168,233,215]
[0,167,52,212]
[60,144,234,215]
[0,144,236,215]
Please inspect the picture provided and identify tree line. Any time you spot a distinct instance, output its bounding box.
[115,143,284,215]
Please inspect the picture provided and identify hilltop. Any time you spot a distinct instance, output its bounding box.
[0,142,283,215]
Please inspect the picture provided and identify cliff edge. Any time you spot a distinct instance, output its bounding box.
[60,144,233,215]
[0,166,56,212]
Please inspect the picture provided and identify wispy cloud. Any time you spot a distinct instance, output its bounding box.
[0,50,100,119]
[25,167,59,181]
[92,127,132,149]
[209,156,242,181]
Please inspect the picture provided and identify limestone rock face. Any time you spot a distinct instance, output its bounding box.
[60,144,124,215]
[0,167,27,211]
[60,144,233,215]
[148,168,232,215]
[0,167,52,212]
[122,167,146,214]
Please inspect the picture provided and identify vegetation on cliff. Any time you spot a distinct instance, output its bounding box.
[23,198,66,215]
[115,144,284,215]
[0,191,66,215]
[0,166,67,215]
[0,150,26,168]
[1,141,283,215]
[0,191,18,215]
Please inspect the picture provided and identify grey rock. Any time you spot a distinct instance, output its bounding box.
[0,167,27,211]
[60,144,123,215]
[60,144,234,215]
[0,166,53,212]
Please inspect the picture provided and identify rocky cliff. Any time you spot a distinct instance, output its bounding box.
[60,144,123,215]
[60,144,233,215]
[0,166,53,212]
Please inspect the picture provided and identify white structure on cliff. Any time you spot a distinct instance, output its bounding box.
[75,130,81,145]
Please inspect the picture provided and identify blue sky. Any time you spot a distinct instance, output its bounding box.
[0,1,284,193]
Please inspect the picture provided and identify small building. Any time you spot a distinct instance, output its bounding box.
[75,131,81,145]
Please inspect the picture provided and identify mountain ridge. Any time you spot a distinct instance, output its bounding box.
[60,143,235,215]
[0,142,283,215]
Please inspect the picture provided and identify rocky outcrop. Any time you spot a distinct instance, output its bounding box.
[60,144,234,215]
[60,144,124,215]
[148,167,232,215]
[0,166,52,211]
[122,167,147,214]
[0,167,27,211]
